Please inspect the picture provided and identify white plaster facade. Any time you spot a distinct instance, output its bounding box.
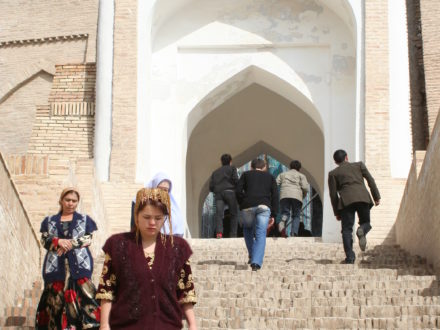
[94,0,412,241]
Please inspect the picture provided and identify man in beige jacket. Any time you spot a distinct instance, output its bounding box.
[328,149,381,264]
[276,160,309,237]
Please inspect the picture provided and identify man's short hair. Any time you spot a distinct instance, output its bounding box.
[221,154,232,166]
[290,160,301,170]
[251,158,266,170]
[333,149,347,164]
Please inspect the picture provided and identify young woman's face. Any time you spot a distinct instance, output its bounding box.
[136,205,166,239]
[60,192,79,214]
[157,180,171,193]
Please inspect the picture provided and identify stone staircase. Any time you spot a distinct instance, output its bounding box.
[1,238,440,329]
[189,238,440,329]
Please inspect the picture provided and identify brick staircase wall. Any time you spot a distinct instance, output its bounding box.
[396,113,440,271]
[0,153,41,310]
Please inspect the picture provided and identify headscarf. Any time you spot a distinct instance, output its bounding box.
[59,187,80,212]
[134,172,185,236]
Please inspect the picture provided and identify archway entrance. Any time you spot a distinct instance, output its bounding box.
[186,83,324,237]
[146,0,359,241]
[201,154,323,238]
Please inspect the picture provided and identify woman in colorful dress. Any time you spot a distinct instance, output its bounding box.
[35,187,100,330]
[97,188,197,330]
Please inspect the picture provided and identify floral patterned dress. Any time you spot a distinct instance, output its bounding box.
[36,220,100,330]
[96,251,196,305]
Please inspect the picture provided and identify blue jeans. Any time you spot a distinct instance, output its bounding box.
[280,198,302,236]
[240,205,271,268]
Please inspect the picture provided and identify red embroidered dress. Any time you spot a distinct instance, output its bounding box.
[96,232,196,329]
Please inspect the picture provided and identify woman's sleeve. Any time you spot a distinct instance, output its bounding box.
[71,234,93,248]
[96,240,117,301]
[40,217,59,251]
[85,215,98,234]
[71,215,96,248]
[176,259,197,305]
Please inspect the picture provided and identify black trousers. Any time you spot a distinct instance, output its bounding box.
[340,202,372,261]
[214,190,238,237]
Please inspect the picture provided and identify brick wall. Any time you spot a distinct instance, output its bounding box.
[396,114,440,271]
[0,72,52,154]
[419,0,440,135]
[27,64,96,158]
[49,64,96,103]
[0,0,98,62]
[109,0,138,182]
[364,0,408,244]
[0,153,41,308]
[406,0,429,150]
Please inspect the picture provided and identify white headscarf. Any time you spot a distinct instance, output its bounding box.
[143,172,185,236]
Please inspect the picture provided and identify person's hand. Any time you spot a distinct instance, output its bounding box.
[188,325,197,330]
[336,215,341,221]
[58,239,72,251]
[100,325,111,330]
[375,199,380,206]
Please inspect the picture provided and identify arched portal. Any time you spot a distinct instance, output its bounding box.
[144,0,359,241]
[186,83,324,237]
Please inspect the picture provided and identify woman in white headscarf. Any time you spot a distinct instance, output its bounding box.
[131,172,185,237]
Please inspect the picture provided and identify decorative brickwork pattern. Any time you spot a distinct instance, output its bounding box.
[5,154,48,176]
[109,0,138,182]
[0,34,88,48]
[0,153,41,309]
[51,102,96,116]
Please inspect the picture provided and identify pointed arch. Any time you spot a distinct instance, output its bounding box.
[186,62,323,142]
[0,59,55,104]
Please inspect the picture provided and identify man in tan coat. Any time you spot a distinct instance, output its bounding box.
[328,149,381,264]
[276,160,309,237]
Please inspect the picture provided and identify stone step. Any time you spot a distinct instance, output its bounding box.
[194,315,440,329]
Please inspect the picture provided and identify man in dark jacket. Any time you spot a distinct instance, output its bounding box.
[209,154,239,238]
[328,149,381,264]
[236,158,278,271]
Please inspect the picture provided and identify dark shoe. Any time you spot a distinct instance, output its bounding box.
[247,256,252,264]
[342,259,355,264]
[251,263,260,271]
[216,233,223,239]
[356,227,367,252]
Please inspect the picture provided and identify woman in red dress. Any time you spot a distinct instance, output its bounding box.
[97,188,197,330]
